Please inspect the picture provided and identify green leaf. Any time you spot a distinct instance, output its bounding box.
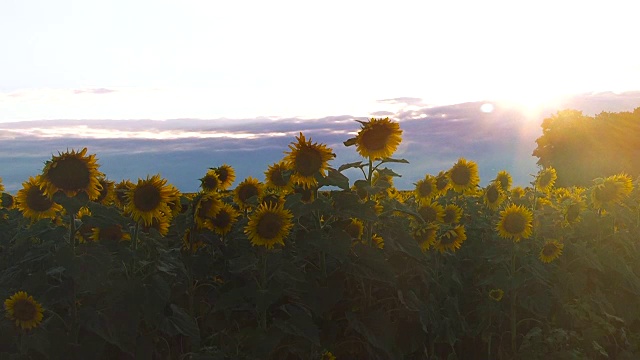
[338,161,364,172]
[161,304,201,350]
[317,168,349,190]
[53,191,89,215]
[343,137,357,147]
[380,157,410,164]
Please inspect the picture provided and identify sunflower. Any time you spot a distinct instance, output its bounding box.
[539,239,564,263]
[510,186,526,202]
[344,218,364,240]
[94,177,115,205]
[199,169,221,193]
[442,204,463,224]
[91,224,132,242]
[264,161,293,192]
[210,202,240,236]
[413,225,438,252]
[371,234,384,249]
[16,176,63,222]
[494,170,512,192]
[294,183,315,203]
[194,192,223,230]
[535,167,557,193]
[496,204,534,242]
[114,179,134,208]
[563,196,585,225]
[213,164,236,190]
[435,171,451,196]
[416,201,445,224]
[483,182,505,210]
[1,192,15,209]
[4,291,44,330]
[165,184,183,218]
[488,289,504,302]
[0,177,4,193]
[414,175,437,203]
[40,147,102,200]
[182,229,206,253]
[448,158,480,193]
[434,225,467,253]
[590,174,633,210]
[353,117,403,160]
[285,132,334,188]
[245,203,294,249]
[321,350,337,360]
[234,177,264,210]
[144,215,171,236]
[261,192,285,209]
[125,174,173,226]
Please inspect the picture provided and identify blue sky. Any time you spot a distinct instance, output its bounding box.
[2,0,639,122]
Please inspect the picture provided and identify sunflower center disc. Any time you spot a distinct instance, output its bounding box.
[295,148,323,176]
[134,184,162,212]
[100,225,124,241]
[26,187,54,212]
[238,185,259,203]
[542,244,557,256]
[487,186,500,203]
[418,182,433,197]
[503,213,526,234]
[48,157,91,190]
[361,126,390,151]
[595,183,617,203]
[213,210,231,228]
[419,206,438,223]
[450,166,471,186]
[270,170,288,187]
[14,299,37,321]
[257,212,283,240]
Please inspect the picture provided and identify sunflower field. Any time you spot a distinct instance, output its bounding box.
[2,117,640,359]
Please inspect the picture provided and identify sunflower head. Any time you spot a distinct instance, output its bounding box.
[590,174,633,209]
[414,175,437,202]
[483,182,505,210]
[4,291,44,330]
[285,133,335,189]
[125,174,173,226]
[535,167,557,193]
[265,161,293,192]
[210,202,240,236]
[539,239,564,263]
[213,164,236,190]
[1,192,16,209]
[413,225,438,252]
[371,234,384,249]
[40,148,103,200]
[434,225,467,253]
[435,171,451,196]
[199,169,221,193]
[245,203,294,249]
[114,179,134,208]
[496,204,534,242]
[91,224,132,242]
[16,176,63,222]
[234,177,264,210]
[352,117,403,160]
[442,204,463,224]
[488,289,504,302]
[94,177,115,205]
[194,192,223,230]
[344,218,364,240]
[448,158,480,193]
[416,201,445,224]
[494,170,512,192]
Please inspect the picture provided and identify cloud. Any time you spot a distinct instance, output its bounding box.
[73,88,117,95]
[377,97,424,106]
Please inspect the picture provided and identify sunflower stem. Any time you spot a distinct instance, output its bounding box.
[68,213,76,249]
[510,245,518,356]
[132,220,140,273]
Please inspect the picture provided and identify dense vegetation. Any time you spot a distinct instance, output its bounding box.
[1,116,640,359]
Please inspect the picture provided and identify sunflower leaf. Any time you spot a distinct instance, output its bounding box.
[343,137,357,147]
[380,157,410,164]
[338,161,364,172]
[317,168,349,190]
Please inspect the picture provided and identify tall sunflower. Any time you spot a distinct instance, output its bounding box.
[285,133,334,188]
[125,174,173,226]
[4,291,44,330]
[448,158,480,193]
[353,117,403,160]
[535,167,557,193]
[40,147,102,199]
[213,164,236,190]
[199,169,221,193]
[434,225,467,253]
[16,176,63,222]
[539,239,564,263]
[483,182,505,210]
[210,202,240,236]
[496,204,533,242]
[494,170,512,192]
[245,203,294,249]
[264,161,293,192]
[234,177,264,210]
[414,175,437,203]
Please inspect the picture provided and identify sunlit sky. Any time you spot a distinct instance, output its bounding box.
[1,0,639,122]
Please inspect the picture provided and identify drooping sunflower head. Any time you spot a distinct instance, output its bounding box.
[448,158,480,193]
[40,147,103,199]
[496,204,534,242]
[94,177,115,205]
[210,202,240,236]
[244,203,294,249]
[539,239,564,263]
[16,176,63,222]
[413,225,438,252]
[353,117,403,160]
[213,164,236,190]
[4,291,44,331]
[483,182,505,210]
[285,133,335,188]
[535,167,557,193]
[233,177,264,210]
[199,169,221,193]
[590,174,633,209]
[264,161,293,192]
[442,204,463,224]
[416,201,445,224]
[494,170,512,192]
[414,175,437,203]
[125,174,173,226]
[91,224,131,242]
[488,289,504,302]
[434,225,467,253]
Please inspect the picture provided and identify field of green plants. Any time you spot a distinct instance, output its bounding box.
[1,116,640,359]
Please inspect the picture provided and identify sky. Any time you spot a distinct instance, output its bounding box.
[1,0,639,122]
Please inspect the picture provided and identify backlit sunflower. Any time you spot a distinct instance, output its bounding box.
[40,147,102,199]
[494,170,512,192]
[16,176,63,222]
[435,171,451,196]
[4,291,44,331]
[125,174,173,226]
[497,204,534,242]
[413,225,438,252]
[94,177,115,205]
[344,218,364,240]
[563,196,585,225]
[194,192,223,230]
[535,167,557,193]
[434,225,467,253]
[245,203,294,249]
[414,175,437,203]
[213,164,236,190]
[590,174,633,210]
[285,133,334,188]
[448,158,480,193]
[416,201,445,224]
[353,117,403,160]
[510,186,526,202]
[488,289,504,302]
[234,177,264,210]
[210,202,240,236]
[199,169,221,193]
[442,204,463,224]
[483,182,505,210]
[539,239,564,263]
[264,161,293,192]
[91,224,132,242]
